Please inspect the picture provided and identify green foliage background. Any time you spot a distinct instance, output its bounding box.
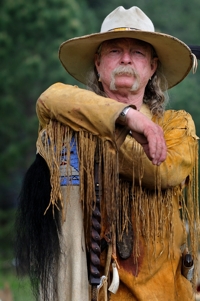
[0,0,200,299]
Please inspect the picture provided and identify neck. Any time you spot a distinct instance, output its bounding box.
[105,88,144,110]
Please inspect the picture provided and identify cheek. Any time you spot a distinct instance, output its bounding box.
[97,56,115,75]
[98,62,113,80]
[139,62,153,78]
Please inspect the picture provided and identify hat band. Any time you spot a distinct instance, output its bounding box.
[108,27,138,32]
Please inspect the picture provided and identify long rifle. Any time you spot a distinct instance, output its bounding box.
[189,45,200,59]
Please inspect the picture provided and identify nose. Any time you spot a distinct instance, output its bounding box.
[121,51,132,64]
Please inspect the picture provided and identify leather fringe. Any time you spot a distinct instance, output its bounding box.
[36,120,199,287]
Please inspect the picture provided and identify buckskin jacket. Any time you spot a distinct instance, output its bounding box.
[36,82,199,301]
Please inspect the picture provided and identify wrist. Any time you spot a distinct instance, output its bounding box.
[117,106,136,125]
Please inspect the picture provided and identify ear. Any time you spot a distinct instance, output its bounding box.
[150,57,158,75]
[94,53,101,71]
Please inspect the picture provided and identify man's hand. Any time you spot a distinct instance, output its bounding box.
[126,108,167,165]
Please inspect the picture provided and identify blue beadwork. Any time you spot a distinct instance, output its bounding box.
[60,137,79,186]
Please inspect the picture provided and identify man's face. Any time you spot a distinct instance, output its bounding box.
[95,38,158,95]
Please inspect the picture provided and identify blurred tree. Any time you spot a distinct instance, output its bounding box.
[0,0,97,208]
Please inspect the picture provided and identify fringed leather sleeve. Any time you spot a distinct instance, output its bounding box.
[36,82,132,149]
[119,109,199,189]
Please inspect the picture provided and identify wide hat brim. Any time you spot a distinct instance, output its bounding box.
[59,30,193,89]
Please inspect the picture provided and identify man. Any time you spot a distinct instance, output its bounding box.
[16,6,199,301]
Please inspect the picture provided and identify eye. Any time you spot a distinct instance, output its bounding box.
[132,49,145,56]
[110,49,120,53]
[134,50,144,55]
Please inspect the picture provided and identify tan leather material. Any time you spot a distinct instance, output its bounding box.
[36,84,198,187]
[36,82,132,149]
[36,84,198,301]
[107,194,195,301]
[98,192,194,301]
[119,108,198,188]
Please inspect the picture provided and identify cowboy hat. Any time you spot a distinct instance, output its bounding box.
[59,6,194,89]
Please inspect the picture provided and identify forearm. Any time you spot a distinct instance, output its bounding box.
[142,138,197,188]
[119,113,198,189]
[124,107,167,165]
[36,83,130,144]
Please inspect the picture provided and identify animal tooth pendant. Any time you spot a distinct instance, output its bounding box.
[108,262,119,294]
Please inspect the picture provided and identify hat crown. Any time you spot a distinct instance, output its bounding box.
[100,6,155,33]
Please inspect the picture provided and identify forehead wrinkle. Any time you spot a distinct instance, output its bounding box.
[101,38,151,53]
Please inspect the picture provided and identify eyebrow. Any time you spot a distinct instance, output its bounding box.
[97,39,157,58]
[103,40,149,50]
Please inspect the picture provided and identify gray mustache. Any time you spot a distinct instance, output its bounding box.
[112,66,139,77]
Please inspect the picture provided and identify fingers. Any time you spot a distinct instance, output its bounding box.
[126,109,167,165]
[132,130,167,165]
[143,125,167,165]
